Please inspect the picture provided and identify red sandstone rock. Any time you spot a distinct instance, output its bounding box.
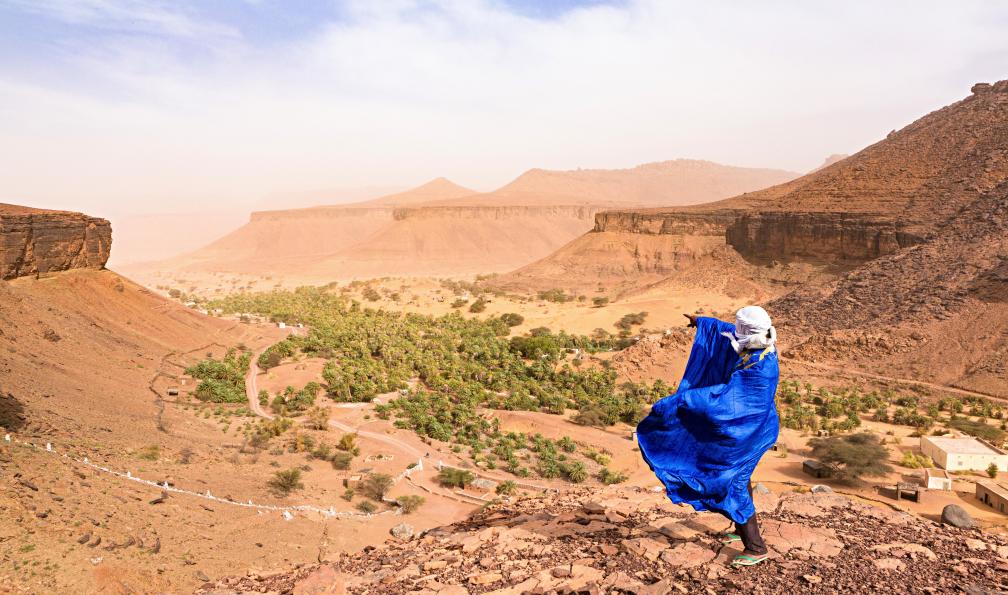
[0,204,111,280]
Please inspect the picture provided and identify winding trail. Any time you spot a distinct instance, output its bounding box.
[245,337,424,460]
[244,330,551,496]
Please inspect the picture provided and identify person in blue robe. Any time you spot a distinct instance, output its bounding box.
[636,306,780,566]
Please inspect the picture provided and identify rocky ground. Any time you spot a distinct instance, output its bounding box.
[199,485,1008,594]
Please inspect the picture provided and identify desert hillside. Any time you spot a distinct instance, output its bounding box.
[495,80,1008,396]
[124,161,796,287]
[200,484,1008,594]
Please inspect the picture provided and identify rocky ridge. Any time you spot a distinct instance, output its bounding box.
[200,486,1008,594]
[0,204,111,280]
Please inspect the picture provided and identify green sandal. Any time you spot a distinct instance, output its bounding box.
[732,554,769,567]
[721,533,742,544]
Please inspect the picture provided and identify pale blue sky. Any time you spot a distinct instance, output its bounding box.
[0,1,1006,217]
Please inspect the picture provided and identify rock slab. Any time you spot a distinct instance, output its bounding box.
[0,204,111,279]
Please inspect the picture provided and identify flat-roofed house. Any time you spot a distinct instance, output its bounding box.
[924,468,953,491]
[920,436,1008,471]
[976,480,1008,515]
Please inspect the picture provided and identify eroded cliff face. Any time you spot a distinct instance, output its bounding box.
[593,209,737,235]
[0,205,111,280]
[726,212,925,263]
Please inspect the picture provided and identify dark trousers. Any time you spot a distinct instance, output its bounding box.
[735,482,768,555]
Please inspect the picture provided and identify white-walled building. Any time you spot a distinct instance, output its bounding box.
[920,436,1008,472]
[924,468,953,491]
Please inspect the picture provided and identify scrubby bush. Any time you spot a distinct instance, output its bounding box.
[268,468,304,495]
[808,432,892,481]
[496,480,517,495]
[438,468,475,488]
[537,288,572,303]
[598,468,628,484]
[499,313,524,327]
[360,473,394,501]
[899,451,934,469]
[356,500,377,514]
[988,463,999,479]
[331,452,353,470]
[303,406,330,430]
[469,298,488,313]
[615,312,648,332]
[396,495,425,513]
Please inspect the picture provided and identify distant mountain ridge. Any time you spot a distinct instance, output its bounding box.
[127,159,797,281]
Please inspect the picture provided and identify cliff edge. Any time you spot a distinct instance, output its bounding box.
[199,485,1008,594]
[0,204,111,280]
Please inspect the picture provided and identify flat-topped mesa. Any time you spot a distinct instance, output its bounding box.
[392,204,599,221]
[593,208,739,235]
[248,206,395,222]
[0,204,111,280]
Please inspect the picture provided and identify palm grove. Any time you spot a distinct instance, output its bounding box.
[191,287,672,484]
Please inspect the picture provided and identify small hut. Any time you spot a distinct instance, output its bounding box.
[802,459,833,479]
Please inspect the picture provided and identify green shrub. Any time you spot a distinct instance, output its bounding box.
[360,473,394,500]
[438,468,475,488]
[396,495,425,513]
[499,313,524,327]
[496,480,517,495]
[331,452,353,470]
[598,468,628,484]
[268,468,304,495]
[808,432,891,481]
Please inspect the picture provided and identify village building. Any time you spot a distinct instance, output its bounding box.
[924,468,953,491]
[920,436,1008,471]
[470,478,497,493]
[802,459,832,479]
[976,480,1008,515]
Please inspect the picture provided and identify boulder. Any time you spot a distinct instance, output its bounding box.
[390,523,415,540]
[810,484,833,494]
[941,504,974,528]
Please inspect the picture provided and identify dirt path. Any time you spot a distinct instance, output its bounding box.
[243,332,555,497]
[244,336,423,460]
[781,356,1002,401]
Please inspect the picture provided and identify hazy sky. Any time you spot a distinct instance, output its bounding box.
[1,0,1006,218]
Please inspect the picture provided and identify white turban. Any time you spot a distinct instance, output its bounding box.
[721,305,777,354]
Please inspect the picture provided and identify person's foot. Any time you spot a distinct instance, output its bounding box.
[721,532,742,544]
[731,550,770,566]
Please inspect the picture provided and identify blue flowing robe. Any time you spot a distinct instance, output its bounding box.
[636,316,780,524]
